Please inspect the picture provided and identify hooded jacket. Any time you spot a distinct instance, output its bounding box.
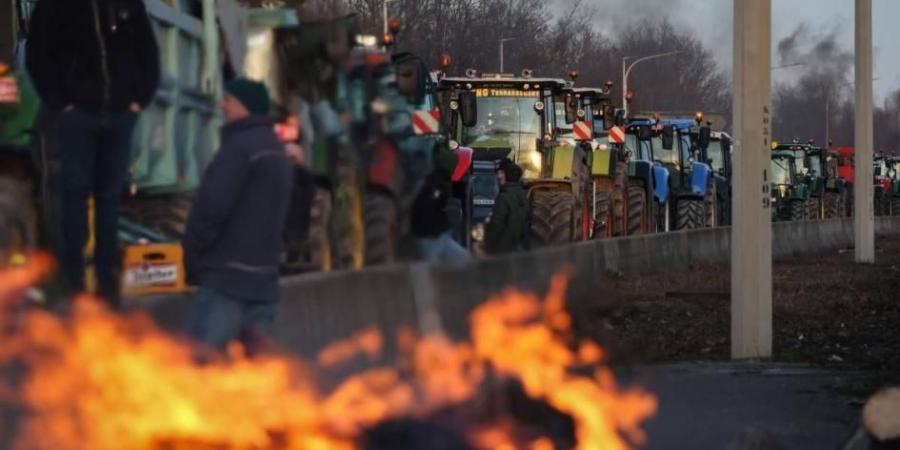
[484,182,528,254]
[26,0,160,112]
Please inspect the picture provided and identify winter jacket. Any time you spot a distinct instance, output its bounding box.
[484,182,528,255]
[183,117,293,303]
[411,172,452,238]
[25,0,160,112]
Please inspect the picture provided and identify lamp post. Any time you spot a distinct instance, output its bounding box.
[382,0,395,36]
[621,50,681,117]
[499,38,514,73]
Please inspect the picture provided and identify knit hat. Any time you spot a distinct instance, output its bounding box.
[498,159,523,182]
[224,78,270,116]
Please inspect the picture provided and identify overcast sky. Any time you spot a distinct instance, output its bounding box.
[552,0,900,104]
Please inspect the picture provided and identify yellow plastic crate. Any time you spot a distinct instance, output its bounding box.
[121,243,186,297]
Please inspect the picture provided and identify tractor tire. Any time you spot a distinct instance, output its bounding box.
[824,192,842,219]
[529,190,576,248]
[363,191,398,266]
[0,176,37,264]
[892,197,900,217]
[307,186,333,271]
[805,197,820,220]
[789,200,806,221]
[592,192,613,239]
[675,199,705,230]
[626,183,647,235]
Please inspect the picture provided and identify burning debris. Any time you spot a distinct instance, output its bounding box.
[0,257,657,450]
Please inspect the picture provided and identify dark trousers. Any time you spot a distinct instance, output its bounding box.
[56,110,137,305]
[284,167,315,257]
[189,286,277,351]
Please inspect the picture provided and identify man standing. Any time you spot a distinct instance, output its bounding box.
[411,149,470,265]
[183,78,292,351]
[484,159,527,255]
[26,0,160,304]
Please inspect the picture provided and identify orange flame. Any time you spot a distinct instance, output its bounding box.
[0,258,656,450]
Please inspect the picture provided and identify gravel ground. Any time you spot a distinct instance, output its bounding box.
[570,234,900,392]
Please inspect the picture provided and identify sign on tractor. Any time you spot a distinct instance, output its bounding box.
[609,125,625,144]
[412,110,441,135]
[573,121,592,141]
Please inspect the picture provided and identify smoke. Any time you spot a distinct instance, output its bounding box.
[776,22,853,87]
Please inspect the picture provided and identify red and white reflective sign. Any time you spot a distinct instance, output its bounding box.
[609,125,626,144]
[573,120,592,141]
[0,77,19,104]
[412,109,441,135]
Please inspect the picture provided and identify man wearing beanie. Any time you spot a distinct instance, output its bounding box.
[485,159,528,255]
[183,78,293,351]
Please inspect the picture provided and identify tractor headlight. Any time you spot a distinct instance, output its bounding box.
[449,139,460,150]
[471,223,486,242]
[778,185,789,198]
[528,152,542,172]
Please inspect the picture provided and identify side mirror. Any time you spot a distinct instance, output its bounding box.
[458,91,478,128]
[564,94,578,124]
[698,126,711,150]
[602,105,616,130]
[661,125,675,150]
[637,125,652,142]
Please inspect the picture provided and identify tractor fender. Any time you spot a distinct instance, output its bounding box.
[690,162,712,196]
[452,146,474,182]
[651,163,669,203]
[525,178,574,197]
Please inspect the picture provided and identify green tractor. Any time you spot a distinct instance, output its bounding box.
[567,86,654,238]
[770,150,810,221]
[773,142,850,220]
[886,156,900,216]
[438,70,590,249]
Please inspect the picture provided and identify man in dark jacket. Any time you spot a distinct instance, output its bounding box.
[484,159,527,255]
[26,0,160,304]
[411,149,470,264]
[183,78,292,351]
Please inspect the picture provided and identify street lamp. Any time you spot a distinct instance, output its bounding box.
[382,0,396,37]
[499,38,514,73]
[622,50,681,116]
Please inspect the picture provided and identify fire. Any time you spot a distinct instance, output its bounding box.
[0,256,656,450]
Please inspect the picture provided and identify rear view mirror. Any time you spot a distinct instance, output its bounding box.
[637,125,652,141]
[662,125,675,150]
[459,91,478,128]
[698,126,711,150]
[564,94,578,124]
[395,62,424,105]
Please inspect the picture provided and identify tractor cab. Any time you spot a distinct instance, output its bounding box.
[773,142,828,219]
[770,150,809,221]
[439,70,591,248]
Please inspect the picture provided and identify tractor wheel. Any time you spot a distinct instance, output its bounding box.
[824,192,842,218]
[363,191,398,266]
[891,197,900,216]
[529,190,576,248]
[789,200,806,221]
[675,198,705,230]
[805,197,820,220]
[592,191,613,239]
[626,183,648,235]
[0,176,37,265]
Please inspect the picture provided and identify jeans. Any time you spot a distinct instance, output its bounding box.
[56,110,137,305]
[415,232,471,265]
[189,286,277,351]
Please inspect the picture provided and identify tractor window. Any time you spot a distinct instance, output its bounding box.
[625,134,651,161]
[807,154,824,176]
[554,101,572,138]
[706,140,724,172]
[651,136,678,165]
[771,157,792,185]
[462,96,541,156]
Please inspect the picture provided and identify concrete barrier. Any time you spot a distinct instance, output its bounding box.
[142,217,900,357]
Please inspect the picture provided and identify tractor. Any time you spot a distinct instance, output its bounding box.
[691,126,733,225]
[770,150,809,221]
[773,142,850,219]
[873,155,893,217]
[886,156,900,216]
[567,86,655,238]
[438,70,590,249]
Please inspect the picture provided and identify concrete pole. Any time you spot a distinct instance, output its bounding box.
[855,0,875,263]
[731,0,772,359]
